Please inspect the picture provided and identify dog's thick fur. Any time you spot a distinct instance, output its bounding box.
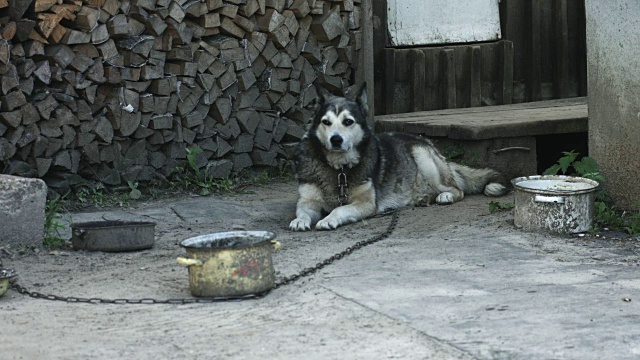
[289,85,509,231]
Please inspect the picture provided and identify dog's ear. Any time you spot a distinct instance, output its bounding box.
[314,82,333,104]
[356,83,369,116]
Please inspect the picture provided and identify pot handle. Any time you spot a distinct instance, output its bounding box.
[271,240,282,251]
[535,195,566,204]
[176,257,203,267]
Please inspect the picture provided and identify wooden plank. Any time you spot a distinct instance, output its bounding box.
[499,0,526,103]
[501,40,514,105]
[410,49,425,112]
[384,49,395,114]
[372,0,387,115]
[375,101,588,140]
[453,46,467,109]
[423,48,436,111]
[554,0,570,98]
[376,97,587,121]
[528,0,541,102]
[440,49,456,109]
[469,45,481,108]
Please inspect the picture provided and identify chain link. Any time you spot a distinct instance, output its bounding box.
[273,210,398,289]
[10,211,399,305]
[337,166,348,206]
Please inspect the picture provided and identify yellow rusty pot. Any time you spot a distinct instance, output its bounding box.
[177,231,280,297]
[0,269,16,298]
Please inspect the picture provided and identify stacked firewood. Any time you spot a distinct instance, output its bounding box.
[0,0,363,188]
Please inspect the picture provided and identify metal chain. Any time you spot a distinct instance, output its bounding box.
[273,210,399,289]
[9,211,399,305]
[337,166,348,206]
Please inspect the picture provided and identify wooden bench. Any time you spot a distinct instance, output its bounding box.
[375,97,588,180]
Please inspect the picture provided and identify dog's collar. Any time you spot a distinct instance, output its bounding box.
[337,166,348,206]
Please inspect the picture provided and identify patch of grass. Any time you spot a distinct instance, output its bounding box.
[51,146,292,211]
[278,158,295,179]
[70,184,133,209]
[254,171,272,185]
[544,151,640,235]
[44,194,68,248]
[489,201,515,214]
[167,146,239,196]
[75,187,106,207]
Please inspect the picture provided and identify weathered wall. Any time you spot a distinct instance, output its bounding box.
[586,0,640,210]
[0,0,366,190]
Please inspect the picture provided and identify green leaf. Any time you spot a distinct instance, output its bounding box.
[129,188,142,200]
[558,151,578,174]
[573,156,598,176]
[543,164,562,175]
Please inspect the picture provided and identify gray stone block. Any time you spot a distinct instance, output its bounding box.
[0,175,47,247]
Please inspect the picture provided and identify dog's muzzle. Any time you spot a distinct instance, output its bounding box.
[330,135,344,150]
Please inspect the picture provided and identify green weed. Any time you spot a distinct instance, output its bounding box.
[489,201,515,214]
[254,171,271,185]
[44,194,68,248]
[168,146,238,196]
[75,187,106,207]
[127,181,142,200]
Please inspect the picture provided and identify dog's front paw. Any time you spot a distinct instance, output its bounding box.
[289,217,312,231]
[436,192,454,205]
[315,216,340,230]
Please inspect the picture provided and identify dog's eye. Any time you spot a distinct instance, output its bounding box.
[343,118,355,126]
[321,119,331,126]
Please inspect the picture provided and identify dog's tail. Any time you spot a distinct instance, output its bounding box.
[450,163,510,197]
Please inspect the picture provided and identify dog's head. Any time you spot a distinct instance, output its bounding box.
[308,84,371,167]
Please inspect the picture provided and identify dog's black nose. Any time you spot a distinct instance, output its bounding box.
[330,135,343,148]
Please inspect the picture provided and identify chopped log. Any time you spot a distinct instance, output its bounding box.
[184,1,208,17]
[311,6,343,41]
[61,29,91,44]
[168,1,186,22]
[38,13,64,38]
[50,24,67,43]
[91,24,109,44]
[76,6,100,31]
[290,0,310,18]
[45,44,76,68]
[14,20,36,42]
[101,0,120,16]
[1,75,19,95]
[257,8,284,32]
[240,0,259,17]
[220,17,245,38]
[2,21,16,41]
[35,0,58,12]
[9,0,32,20]
[107,14,129,37]
[97,39,118,60]
[29,29,49,44]
[0,91,27,111]
[219,4,238,18]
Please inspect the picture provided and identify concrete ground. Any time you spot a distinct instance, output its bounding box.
[1,181,639,359]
